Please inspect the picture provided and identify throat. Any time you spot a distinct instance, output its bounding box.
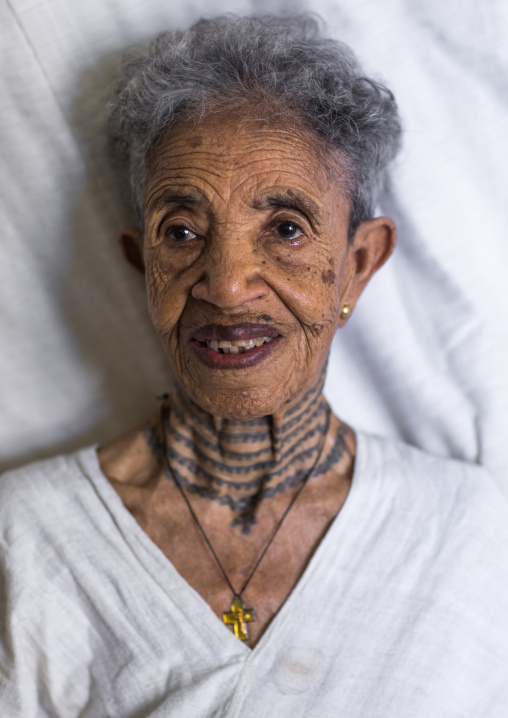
[151,375,330,534]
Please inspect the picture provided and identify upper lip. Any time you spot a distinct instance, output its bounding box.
[192,323,281,342]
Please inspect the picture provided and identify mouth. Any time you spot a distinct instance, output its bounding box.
[203,336,274,354]
[190,323,281,369]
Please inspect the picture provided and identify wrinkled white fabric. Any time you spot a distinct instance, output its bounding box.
[1,432,507,717]
[1,0,507,491]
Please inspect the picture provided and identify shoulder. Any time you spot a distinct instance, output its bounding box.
[356,430,508,548]
[357,429,503,498]
[0,448,98,540]
[354,433,508,631]
[0,448,92,497]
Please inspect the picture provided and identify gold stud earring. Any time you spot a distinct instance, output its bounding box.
[340,304,351,319]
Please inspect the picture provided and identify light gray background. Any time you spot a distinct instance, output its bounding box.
[1,0,507,490]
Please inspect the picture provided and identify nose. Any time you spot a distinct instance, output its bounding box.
[191,236,269,310]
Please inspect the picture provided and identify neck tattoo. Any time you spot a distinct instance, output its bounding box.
[144,368,342,534]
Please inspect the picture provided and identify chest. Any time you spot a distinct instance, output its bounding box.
[36,482,508,718]
[113,474,349,647]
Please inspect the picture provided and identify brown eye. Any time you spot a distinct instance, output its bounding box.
[167,226,196,243]
[275,221,302,240]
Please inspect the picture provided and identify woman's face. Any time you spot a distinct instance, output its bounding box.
[126,112,394,420]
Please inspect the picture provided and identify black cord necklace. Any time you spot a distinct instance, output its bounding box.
[160,400,330,641]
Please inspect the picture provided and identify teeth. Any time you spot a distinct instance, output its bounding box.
[205,337,275,353]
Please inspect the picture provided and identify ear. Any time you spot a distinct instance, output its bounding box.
[338,217,396,326]
[118,228,145,274]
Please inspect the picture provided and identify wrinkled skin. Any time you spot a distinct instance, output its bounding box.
[100,110,396,647]
[121,111,395,421]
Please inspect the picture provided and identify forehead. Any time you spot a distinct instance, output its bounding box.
[144,111,349,214]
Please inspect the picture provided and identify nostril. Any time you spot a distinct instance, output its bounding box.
[190,262,270,309]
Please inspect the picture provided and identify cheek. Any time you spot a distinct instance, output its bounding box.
[283,278,340,328]
[266,248,342,327]
[144,249,193,332]
[148,239,202,277]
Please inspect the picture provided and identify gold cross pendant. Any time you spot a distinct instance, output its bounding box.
[223,597,255,641]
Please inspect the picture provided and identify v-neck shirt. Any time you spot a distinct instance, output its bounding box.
[1,431,508,717]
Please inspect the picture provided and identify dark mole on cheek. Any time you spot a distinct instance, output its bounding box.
[321,269,336,285]
[261,261,267,265]
[187,136,203,148]
[261,314,271,322]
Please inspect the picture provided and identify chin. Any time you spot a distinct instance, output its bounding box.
[183,382,288,421]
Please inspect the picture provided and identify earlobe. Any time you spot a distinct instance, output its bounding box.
[118,228,145,274]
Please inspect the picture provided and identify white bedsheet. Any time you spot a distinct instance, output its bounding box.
[1,0,507,488]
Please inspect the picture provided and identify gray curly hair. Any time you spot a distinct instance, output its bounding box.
[107,14,402,237]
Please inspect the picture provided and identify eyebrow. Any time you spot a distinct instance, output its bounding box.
[147,188,322,227]
[252,191,321,226]
[147,189,205,214]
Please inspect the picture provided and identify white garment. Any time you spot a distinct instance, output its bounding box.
[1,433,507,717]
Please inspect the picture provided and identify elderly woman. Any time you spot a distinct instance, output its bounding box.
[1,13,507,718]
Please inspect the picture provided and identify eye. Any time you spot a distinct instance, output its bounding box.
[166,225,197,243]
[275,221,303,241]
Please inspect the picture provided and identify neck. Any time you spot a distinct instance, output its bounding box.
[148,370,343,534]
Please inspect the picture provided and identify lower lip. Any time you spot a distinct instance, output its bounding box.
[190,337,281,369]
